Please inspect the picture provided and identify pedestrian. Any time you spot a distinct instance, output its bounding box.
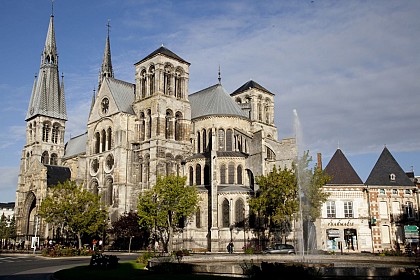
[227,241,234,253]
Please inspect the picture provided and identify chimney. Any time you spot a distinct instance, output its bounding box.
[317,153,322,170]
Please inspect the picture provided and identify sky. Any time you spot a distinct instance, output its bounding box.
[1,0,419,203]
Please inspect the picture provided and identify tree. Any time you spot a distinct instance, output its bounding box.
[109,211,150,252]
[39,180,108,249]
[248,150,330,247]
[137,175,200,253]
[248,165,298,243]
[295,151,330,252]
[0,213,7,248]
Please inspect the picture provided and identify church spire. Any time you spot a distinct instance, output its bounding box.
[98,19,114,90]
[26,11,67,121]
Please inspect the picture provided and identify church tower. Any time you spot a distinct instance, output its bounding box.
[132,46,192,190]
[15,10,69,242]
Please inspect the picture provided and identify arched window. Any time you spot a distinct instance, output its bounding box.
[222,199,230,227]
[165,110,173,139]
[174,68,183,98]
[196,164,201,185]
[141,69,146,98]
[101,129,106,152]
[226,129,233,151]
[106,177,113,206]
[202,130,207,152]
[237,165,243,185]
[204,164,210,185]
[149,65,155,95]
[50,153,58,165]
[107,128,112,150]
[220,164,226,184]
[197,131,201,153]
[139,112,145,141]
[147,110,152,138]
[175,112,182,141]
[235,199,245,227]
[228,163,235,184]
[42,123,50,142]
[189,166,194,186]
[218,129,225,151]
[95,132,100,153]
[92,181,99,196]
[195,207,201,228]
[41,151,49,164]
[163,65,172,95]
[52,125,59,144]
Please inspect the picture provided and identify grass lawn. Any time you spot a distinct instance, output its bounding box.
[53,260,237,280]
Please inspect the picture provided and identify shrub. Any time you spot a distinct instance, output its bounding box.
[89,253,119,269]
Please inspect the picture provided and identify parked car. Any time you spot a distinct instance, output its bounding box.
[262,243,296,254]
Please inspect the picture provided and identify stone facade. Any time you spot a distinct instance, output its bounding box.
[14,13,296,252]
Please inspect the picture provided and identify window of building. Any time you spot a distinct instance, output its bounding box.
[379,201,388,219]
[50,153,58,165]
[220,164,226,184]
[405,201,414,219]
[196,164,201,185]
[389,173,396,181]
[41,151,49,165]
[226,129,233,151]
[379,189,386,195]
[52,125,59,143]
[222,199,230,227]
[42,123,50,142]
[392,189,398,195]
[237,165,243,185]
[189,166,194,186]
[344,201,353,218]
[381,225,391,244]
[228,163,235,184]
[326,201,336,218]
[235,199,245,227]
[218,129,225,151]
[405,189,411,195]
[195,207,201,228]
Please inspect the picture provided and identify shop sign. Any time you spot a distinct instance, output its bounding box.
[327,229,340,237]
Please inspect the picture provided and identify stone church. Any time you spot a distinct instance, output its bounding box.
[15,12,296,251]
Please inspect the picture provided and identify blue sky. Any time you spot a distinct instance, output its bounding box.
[1,0,419,202]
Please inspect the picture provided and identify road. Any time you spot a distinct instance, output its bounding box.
[0,252,138,280]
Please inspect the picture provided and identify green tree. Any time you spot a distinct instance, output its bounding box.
[137,175,200,253]
[0,213,7,248]
[248,165,298,243]
[39,180,108,249]
[248,150,330,247]
[295,151,330,252]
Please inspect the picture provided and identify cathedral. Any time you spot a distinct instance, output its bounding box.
[14,12,296,251]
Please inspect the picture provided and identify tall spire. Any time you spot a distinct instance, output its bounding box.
[26,11,67,121]
[98,19,114,90]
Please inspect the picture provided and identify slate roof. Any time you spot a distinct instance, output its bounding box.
[231,80,274,96]
[189,83,248,119]
[45,165,71,187]
[365,146,414,186]
[105,77,135,115]
[135,46,190,65]
[64,132,87,158]
[324,148,363,185]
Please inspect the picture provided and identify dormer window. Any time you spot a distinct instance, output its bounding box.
[389,173,396,181]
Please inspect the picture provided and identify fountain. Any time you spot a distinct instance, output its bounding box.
[293,109,306,260]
